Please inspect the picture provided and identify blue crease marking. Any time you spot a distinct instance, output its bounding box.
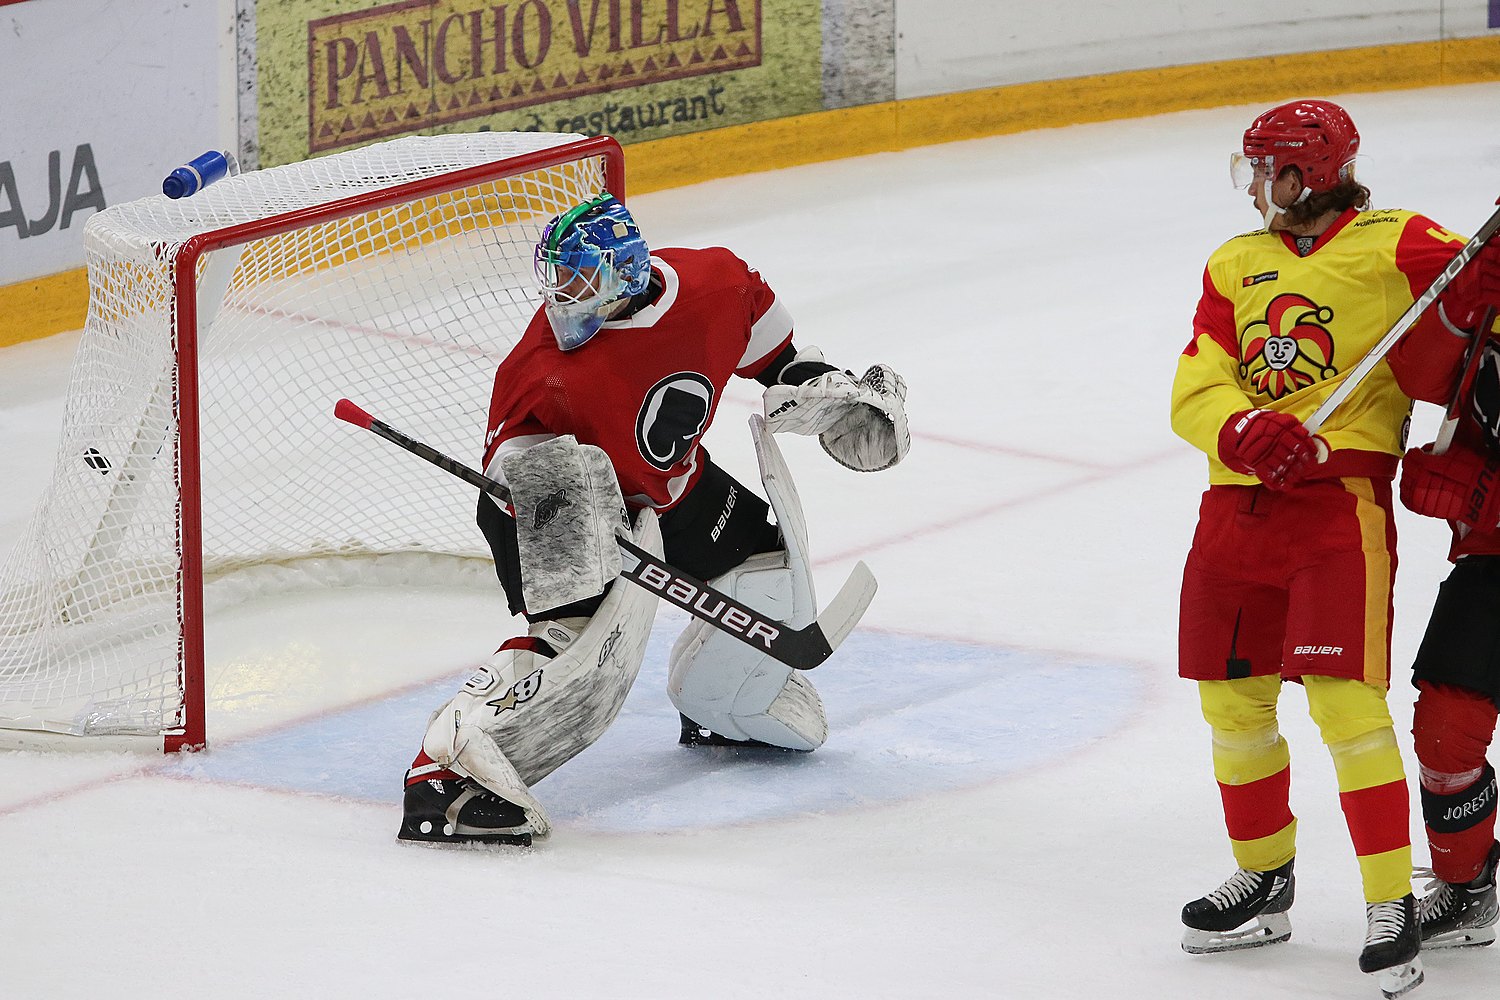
[169,626,1141,833]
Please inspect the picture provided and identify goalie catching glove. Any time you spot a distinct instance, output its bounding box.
[762,347,910,471]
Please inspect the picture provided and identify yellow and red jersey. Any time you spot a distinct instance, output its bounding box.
[1172,208,1470,484]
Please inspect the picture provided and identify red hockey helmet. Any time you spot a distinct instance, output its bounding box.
[1236,99,1360,193]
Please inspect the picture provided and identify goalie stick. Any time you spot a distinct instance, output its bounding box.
[1304,199,1500,435]
[333,398,876,670]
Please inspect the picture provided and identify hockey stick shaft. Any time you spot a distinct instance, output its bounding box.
[1305,200,1500,435]
[333,398,871,669]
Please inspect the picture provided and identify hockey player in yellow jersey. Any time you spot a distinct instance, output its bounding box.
[1171,99,1481,999]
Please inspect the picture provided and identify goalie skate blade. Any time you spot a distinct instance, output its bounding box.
[1422,924,1497,949]
[1374,958,1423,1000]
[397,828,532,848]
[397,819,532,848]
[1181,913,1292,955]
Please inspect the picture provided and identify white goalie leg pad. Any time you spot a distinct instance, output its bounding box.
[502,434,627,613]
[668,552,827,749]
[667,418,828,750]
[423,509,663,835]
[422,709,554,838]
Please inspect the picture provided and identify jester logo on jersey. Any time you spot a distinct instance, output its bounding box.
[1238,293,1337,399]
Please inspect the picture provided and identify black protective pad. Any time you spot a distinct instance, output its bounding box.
[1412,556,1500,705]
[476,495,605,621]
[1470,341,1500,453]
[657,457,781,581]
[1420,764,1498,834]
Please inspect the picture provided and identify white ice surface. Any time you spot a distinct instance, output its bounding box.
[3,85,1500,998]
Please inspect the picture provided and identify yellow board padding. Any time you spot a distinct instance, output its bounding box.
[7,34,1500,347]
[623,35,1500,194]
[0,269,88,349]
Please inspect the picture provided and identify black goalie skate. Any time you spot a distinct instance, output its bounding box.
[1181,859,1295,954]
[398,771,532,847]
[678,712,788,750]
[1360,895,1424,999]
[1417,840,1500,949]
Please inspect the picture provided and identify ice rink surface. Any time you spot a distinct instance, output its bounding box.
[3,85,1500,998]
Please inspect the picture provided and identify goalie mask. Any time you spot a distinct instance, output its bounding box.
[534,194,651,351]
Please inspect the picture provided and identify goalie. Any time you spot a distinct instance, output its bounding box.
[397,194,910,847]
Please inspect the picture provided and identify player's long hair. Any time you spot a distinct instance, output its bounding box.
[1282,176,1372,229]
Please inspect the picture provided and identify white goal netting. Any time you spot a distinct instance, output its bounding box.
[0,132,616,747]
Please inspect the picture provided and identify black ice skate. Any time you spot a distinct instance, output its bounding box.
[1417,840,1500,949]
[1181,859,1295,954]
[678,712,788,750]
[1359,895,1424,999]
[397,770,532,847]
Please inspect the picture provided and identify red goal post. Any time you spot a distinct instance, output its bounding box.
[0,132,624,752]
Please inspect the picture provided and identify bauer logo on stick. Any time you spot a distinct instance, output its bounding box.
[630,562,781,649]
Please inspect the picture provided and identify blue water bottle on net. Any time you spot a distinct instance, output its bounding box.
[162,150,239,199]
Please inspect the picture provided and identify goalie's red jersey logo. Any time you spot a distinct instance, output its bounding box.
[636,372,715,471]
[1238,292,1337,400]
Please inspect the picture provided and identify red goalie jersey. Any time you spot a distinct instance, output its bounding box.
[482,246,795,509]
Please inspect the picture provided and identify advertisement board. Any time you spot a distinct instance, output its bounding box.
[0,0,224,285]
[893,0,1498,100]
[249,0,825,167]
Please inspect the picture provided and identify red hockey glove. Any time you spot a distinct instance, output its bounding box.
[1399,443,1500,529]
[1217,409,1325,489]
[1441,240,1500,331]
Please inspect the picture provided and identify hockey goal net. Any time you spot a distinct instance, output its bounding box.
[0,132,623,751]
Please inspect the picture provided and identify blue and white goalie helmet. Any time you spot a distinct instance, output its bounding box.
[534,194,651,351]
